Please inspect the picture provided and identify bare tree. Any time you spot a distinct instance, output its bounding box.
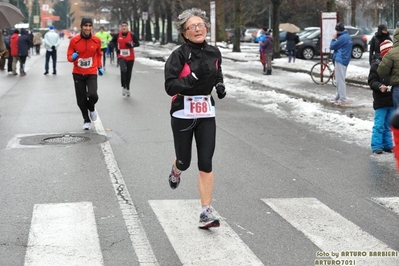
[232,0,242,52]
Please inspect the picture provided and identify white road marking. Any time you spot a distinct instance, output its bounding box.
[24,202,103,266]
[262,197,399,265]
[93,117,159,265]
[372,197,399,215]
[149,199,264,266]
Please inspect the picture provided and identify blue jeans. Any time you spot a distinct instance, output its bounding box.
[371,107,395,151]
[392,86,399,109]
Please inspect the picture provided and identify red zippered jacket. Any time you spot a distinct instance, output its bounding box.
[10,33,19,57]
[67,34,102,75]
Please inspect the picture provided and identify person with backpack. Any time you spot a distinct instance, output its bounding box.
[368,40,394,154]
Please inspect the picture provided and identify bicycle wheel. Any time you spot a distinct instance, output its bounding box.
[310,62,332,85]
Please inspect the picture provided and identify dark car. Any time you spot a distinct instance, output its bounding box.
[294,26,368,60]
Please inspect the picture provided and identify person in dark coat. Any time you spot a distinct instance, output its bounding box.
[261,29,273,75]
[368,40,394,154]
[285,31,298,63]
[18,28,32,76]
[369,24,392,65]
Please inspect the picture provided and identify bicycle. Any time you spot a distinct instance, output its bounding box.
[310,53,336,86]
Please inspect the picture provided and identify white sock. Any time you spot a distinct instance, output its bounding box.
[202,205,210,212]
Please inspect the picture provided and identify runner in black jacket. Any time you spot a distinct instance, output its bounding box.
[164,7,226,229]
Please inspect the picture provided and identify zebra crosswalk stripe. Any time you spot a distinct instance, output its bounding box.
[24,202,104,266]
[149,199,264,266]
[262,197,399,265]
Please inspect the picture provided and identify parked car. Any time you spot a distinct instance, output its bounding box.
[225,28,235,43]
[242,28,258,42]
[279,27,320,53]
[292,26,367,60]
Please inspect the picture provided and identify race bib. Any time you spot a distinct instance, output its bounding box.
[120,49,130,57]
[183,95,214,117]
[77,57,93,68]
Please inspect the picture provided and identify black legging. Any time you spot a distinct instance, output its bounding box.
[119,58,134,90]
[101,48,107,67]
[171,117,216,173]
[72,74,98,123]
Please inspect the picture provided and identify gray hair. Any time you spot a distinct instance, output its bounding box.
[176,8,210,34]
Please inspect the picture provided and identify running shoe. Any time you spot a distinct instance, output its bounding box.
[168,166,181,189]
[126,90,130,97]
[198,208,220,228]
[330,98,338,104]
[83,122,91,130]
[90,110,98,121]
[122,87,127,96]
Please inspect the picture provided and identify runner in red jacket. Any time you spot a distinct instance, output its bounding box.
[110,21,140,97]
[67,17,103,130]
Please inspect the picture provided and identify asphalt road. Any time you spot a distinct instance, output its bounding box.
[0,39,398,266]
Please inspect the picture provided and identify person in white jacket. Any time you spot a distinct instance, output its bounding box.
[43,25,60,75]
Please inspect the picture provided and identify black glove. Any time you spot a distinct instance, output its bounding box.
[216,83,226,99]
[125,42,133,48]
[191,60,209,80]
[51,46,55,51]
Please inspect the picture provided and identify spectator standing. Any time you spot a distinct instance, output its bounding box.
[33,31,42,55]
[43,25,60,75]
[252,28,267,74]
[164,8,226,228]
[330,22,353,106]
[368,40,394,154]
[18,28,32,76]
[10,29,20,76]
[261,29,273,75]
[67,17,103,130]
[111,21,140,97]
[369,24,391,65]
[95,26,112,69]
[285,31,299,63]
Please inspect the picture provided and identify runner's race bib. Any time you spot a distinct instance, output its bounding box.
[77,57,93,68]
[120,49,130,57]
[183,95,214,117]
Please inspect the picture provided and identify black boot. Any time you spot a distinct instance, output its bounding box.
[265,69,272,75]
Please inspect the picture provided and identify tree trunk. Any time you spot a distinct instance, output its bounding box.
[216,0,226,42]
[270,0,281,59]
[326,0,335,12]
[232,0,242,52]
[351,0,357,26]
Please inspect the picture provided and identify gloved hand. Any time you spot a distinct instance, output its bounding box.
[72,51,79,60]
[98,67,104,76]
[125,42,133,48]
[191,60,209,80]
[51,46,56,51]
[215,83,226,99]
